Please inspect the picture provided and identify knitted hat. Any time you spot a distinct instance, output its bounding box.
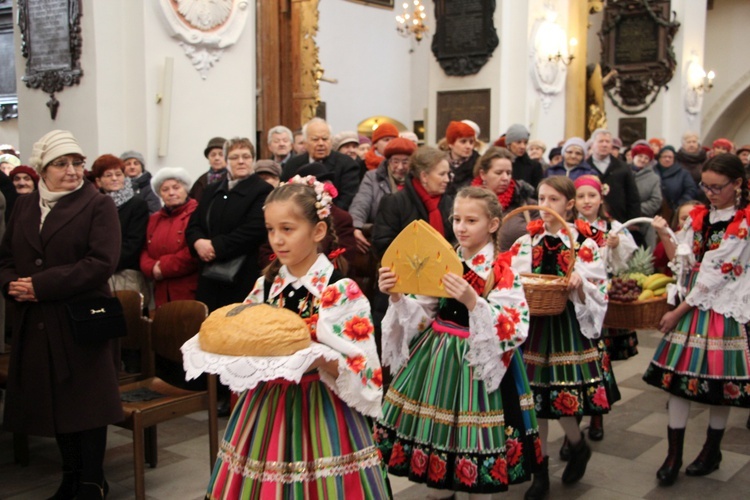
[648,138,665,150]
[332,131,359,151]
[0,153,20,168]
[384,137,417,159]
[656,145,676,160]
[358,134,372,145]
[631,144,654,161]
[712,138,733,151]
[548,147,562,161]
[460,119,481,138]
[28,130,85,173]
[445,121,475,145]
[372,123,399,144]
[253,160,282,178]
[297,162,334,183]
[505,124,530,144]
[562,137,587,155]
[204,137,226,158]
[120,150,146,169]
[91,154,125,179]
[9,165,40,186]
[493,134,506,148]
[151,167,193,192]
[399,131,419,144]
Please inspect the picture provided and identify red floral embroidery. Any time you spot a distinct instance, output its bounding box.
[509,242,522,257]
[303,314,319,341]
[527,219,545,236]
[505,438,523,466]
[493,259,515,289]
[531,245,544,268]
[346,355,366,373]
[725,207,750,238]
[724,382,741,400]
[344,281,363,301]
[553,391,579,415]
[687,378,699,395]
[372,368,383,387]
[410,448,428,476]
[557,251,571,274]
[390,442,406,467]
[734,265,743,277]
[503,306,521,323]
[661,372,673,389]
[496,314,515,341]
[320,286,342,308]
[534,437,543,463]
[592,386,610,409]
[738,227,748,239]
[489,457,508,484]
[343,316,374,341]
[501,350,513,368]
[472,253,486,266]
[578,245,594,263]
[455,457,478,487]
[721,262,734,274]
[428,454,447,482]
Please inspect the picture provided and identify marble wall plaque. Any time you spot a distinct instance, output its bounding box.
[27,0,71,72]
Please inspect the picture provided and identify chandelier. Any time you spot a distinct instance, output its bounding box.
[395,1,428,42]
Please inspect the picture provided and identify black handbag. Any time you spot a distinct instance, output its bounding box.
[201,255,247,283]
[66,296,128,344]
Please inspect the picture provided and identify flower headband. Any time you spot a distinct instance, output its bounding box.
[574,175,609,196]
[285,175,338,220]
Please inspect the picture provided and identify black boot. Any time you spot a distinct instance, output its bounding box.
[588,415,604,441]
[524,456,549,500]
[685,427,724,476]
[47,468,80,500]
[50,433,82,500]
[76,479,108,499]
[657,426,684,486]
[559,436,571,461]
[562,433,592,484]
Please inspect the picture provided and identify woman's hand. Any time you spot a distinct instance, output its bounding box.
[378,267,402,302]
[443,272,478,311]
[8,277,37,302]
[153,261,163,281]
[606,233,620,248]
[353,229,371,254]
[567,271,583,291]
[194,239,215,262]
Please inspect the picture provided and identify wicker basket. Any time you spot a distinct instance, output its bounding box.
[604,296,671,330]
[503,205,575,316]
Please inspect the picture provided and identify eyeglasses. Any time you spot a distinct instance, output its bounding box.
[227,154,253,162]
[49,159,85,169]
[388,158,410,167]
[699,180,732,195]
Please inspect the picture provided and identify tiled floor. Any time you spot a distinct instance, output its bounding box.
[2,330,749,499]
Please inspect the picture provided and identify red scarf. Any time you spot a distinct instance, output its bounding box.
[411,177,445,236]
[364,148,383,170]
[471,176,516,210]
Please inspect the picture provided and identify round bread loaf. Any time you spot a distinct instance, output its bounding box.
[198,303,311,356]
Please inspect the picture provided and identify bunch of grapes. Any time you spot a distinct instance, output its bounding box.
[609,277,641,302]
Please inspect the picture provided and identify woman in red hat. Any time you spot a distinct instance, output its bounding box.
[445,120,479,196]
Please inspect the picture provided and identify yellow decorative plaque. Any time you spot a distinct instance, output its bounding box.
[381,220,463,297]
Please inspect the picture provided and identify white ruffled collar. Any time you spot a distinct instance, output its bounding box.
[457,241,494,279]
[709,205,736,224]
[268,254,334,299]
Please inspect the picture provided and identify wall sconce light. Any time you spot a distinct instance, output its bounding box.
[530,12,572,109]
[685,57,716,116]
[548,37,576,66]
[396,0,429,42]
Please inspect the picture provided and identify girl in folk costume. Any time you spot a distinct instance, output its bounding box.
[206,178,388,499]
[506,176,611,500]
[571,174,636,442]
[643,153,750,486]
[375,187,541,499]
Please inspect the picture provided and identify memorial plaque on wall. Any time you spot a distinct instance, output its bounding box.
[436,89,490,142]
[618,118,647,148]
[18,0,83,119]
[431,0,499,76]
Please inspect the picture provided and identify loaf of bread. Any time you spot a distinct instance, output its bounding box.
[198,303,311,356]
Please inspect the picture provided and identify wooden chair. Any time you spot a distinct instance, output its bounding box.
[115,290,150,385]
[0,347,30,466]
[115,300,218,500]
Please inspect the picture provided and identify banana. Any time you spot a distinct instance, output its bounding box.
[638,289,655,301]
[642,273,667,289]
[652,287,667,296]
[646,276,675,291]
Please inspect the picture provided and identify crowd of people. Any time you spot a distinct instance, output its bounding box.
[0,118,748,499]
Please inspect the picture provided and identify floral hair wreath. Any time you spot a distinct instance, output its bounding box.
[284,175,338,220]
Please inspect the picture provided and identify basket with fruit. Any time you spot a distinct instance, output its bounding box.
[504,205,575,316]
[603,218,677,330]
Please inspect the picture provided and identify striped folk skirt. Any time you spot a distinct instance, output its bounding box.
[523,302,619,419]
[374,320,541,494]
[206,373,389,500]
[643,270,750,407]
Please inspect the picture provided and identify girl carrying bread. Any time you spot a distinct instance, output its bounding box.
[375,186,540,499]
[206,177,388,499]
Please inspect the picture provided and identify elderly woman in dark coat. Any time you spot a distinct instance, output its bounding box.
[0,130,122,499]
[186,137,272,312]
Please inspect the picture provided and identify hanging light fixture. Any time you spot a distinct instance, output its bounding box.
[395,1,428,42]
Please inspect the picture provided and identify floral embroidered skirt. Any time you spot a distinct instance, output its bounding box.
[523,303,618,419]
[601,328,639,360]
[642,271,750,407]
[206,373,389,500]
[373,323,541,494]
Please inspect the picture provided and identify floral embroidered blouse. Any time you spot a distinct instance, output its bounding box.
[507,220,608,339]
[577,217,638,275]
[672,205,750,323]
[381,242,530,393]
[243,254,383,418]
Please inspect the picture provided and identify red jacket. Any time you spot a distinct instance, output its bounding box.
[140,199,200,308]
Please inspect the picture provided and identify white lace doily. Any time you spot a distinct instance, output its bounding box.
[181,335,341,392]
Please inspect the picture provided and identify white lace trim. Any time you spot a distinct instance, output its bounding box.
[686,283,750,324]
[321,363,383,419]
[465,298,505,392]
[181,335,340,393]
[381,297,428,370]
[664,331,749,350]
[523,347,600,366]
